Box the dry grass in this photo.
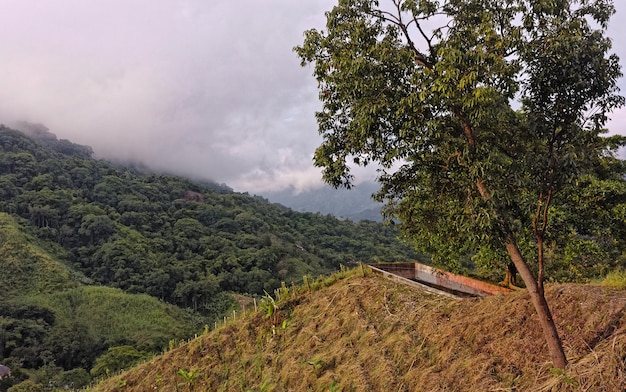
[94,270,626,392]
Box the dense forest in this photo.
[0,125,420,389]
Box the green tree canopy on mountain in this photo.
[0,212,196,390]
[0,125,419,305]
[0,124,427,388]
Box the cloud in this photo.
[0,0,335,192]
[0,0,625,192]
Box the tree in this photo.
[78,214,115,245]
[296,0,624,368]
[543,166,626,282]
[90,346,150,378]
[7,380,45,392]
[173,276,220,311]
[45,322,101,370]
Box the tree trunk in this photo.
[456,100,567,369]
[505,240,568,369]
[499,262,519,289]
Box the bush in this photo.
[91,346,151,378]
[600,269,626,290]
[7,380,44,392]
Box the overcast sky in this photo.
[1,1,625,193]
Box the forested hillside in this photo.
[0,125,419,389]
[0,212,196,390]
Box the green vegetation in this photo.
[91,346,152,378]
[0,213,78,298]
[0,125,418,304]
[0,213,195,390]
[296,0,626,368]
[2,0,624,385]
[600,270,626,290]
[0,125,420,389]
[95,271,626,391]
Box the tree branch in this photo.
[533,188,553,295]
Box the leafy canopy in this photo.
[296,0,625,274]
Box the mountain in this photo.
[262,181,384,222]
[0,124,420,389]
[0,124,418,300]
[10,121,93,159]
[94,269,626,391]
[0,212,196,389]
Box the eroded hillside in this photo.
[95,270,626,391]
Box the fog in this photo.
[1,0,624,193]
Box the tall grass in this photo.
[600,269,626,290]
[28,286,196,350]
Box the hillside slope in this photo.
[0,125,419,386]
[0,213,78,298]
[0,213,196,381]
[96,271,626,391]
[0,125,418,310]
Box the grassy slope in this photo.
[95,269,626,392]
[28,287,195,350]
[0,212,196,350]
[0,213,78,298]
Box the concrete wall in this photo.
[370,262,512,297]
[368,264,460,298]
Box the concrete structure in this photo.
[369,263,461,298]
[370,262,512,297]
[0,365,11,379]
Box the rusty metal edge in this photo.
[413,262,512,296]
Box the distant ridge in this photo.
[11,121,94,158]
[263,181,383,222]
